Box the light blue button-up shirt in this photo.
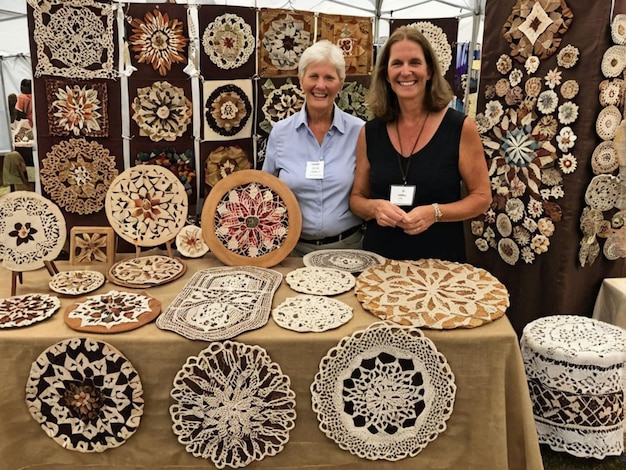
[263,104,364,239]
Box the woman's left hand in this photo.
[397,205,436,235]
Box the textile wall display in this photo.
[468,0,626,336]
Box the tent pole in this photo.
[464,1,482,114]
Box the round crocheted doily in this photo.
[311,321,456,460]
[355,259,509,329]
[302,249,385,274]
[170,341,296,468]
[272,294,353,332]
[25,337,143,452]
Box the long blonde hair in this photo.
[367,26,453,121]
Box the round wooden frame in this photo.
[201,169,301,267]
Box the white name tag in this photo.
[306,161,324,179]
[390,185,415,206]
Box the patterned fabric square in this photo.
[28,0,116,79]
[203,79,253,141]
[318,14,373,76]
[257,77,305,137]
[45,79,109,137]
[258,9,314,77]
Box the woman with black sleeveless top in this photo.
[350,26,491,262]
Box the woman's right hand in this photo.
[372,200,406,227]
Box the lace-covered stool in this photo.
[520,315,626,459]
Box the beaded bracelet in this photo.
[432,203,442,223]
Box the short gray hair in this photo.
[298,40,346,81]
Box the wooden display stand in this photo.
[10,260,58,297]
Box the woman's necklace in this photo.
[394,113,429,185]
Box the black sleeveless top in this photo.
[363,108,467,262]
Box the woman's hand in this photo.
[397,205,436,235]
[372,200,407,227]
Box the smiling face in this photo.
[300,61,343,116]
[386,39,432,103]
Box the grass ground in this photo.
[541,445,626,469]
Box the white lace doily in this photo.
[107,255,186,288]
[272,294,353,332]
[25,338,143,452]
[0,293,60,328]
[170,341,296,468]
[285,267,355,295]
[355,259,509,329]
[302,249,385,274]
[521,315,626,459]
[64,290,160,333]
[49,270,105,296]
[156,266,282,341]
[311,321,456,461]
[0,191,67,272]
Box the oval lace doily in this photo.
[285,266,356,295]
[311,321,456,461]
[302,249,385,274]
[201,169,302,268]
[25,337,144,452]
[170,341,296,468]
[0,191,67,271]
[105,165,188,247]
[272,294,353,332]
[355,259,509,329]
[107,255,186,288]
[64,290,161,333]
[0,293,60,328]
[49,270,106,296]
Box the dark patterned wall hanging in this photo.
[318,13,373,76]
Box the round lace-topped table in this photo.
[520,315,626,459]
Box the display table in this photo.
[0,253,543,470]
[592,278,626,329]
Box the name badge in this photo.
[390,185,416,206]
[306,161,324,179]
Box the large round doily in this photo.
[170,341,297,468]
[107,255,186,288]
[285,266,356,295]
[64,290,161,333]
[25,338,144,452]
[272,294,353,332]
[49,270,106,296]
[105,165,188,247]
[201,169,301,267]
[0,191,67,271]
[0,293,60,328]
[355,259,509,329]
[303,249,385,274]
[311,321,456,461]
[156,266,282,341]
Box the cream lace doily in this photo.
[302,249,385,274]
[156,266,282,341]
[0,293,60,329]
[285,266,356,295]
[25,338,143,452]
[107,255,186,288]
[49,270,105,296]
[355,259,509,329]
[272,294,353,332]
[311,321,456,461]
[175,225,209,258]
[170,341,296,468]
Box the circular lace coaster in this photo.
[176,224,209,258]
[311,321,456,461]
[355,259,509,329]
[201,169,301,267]
[0,293,60,328]
[584,174,621,211]
[285,266,356,295]
[591,141,618,175]
[272,294,353,332]
[25,338,144,453]
[596,105,622,141]
[49,270,105,296]
[170,341,296,468]
[601,45,626,78]
[107,255,186,288]
[612,14,626,45]
[0,191,67,271]
[105,165,188,247]
[64,290,161,333]
[302,249,385,273]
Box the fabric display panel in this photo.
[390,18,459,97]
[467,0,626,336]
[200,139,253,198]
[26,0,123,231]
[339,75,374,122]
[258,8,315,78]
[317,13,374,76]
